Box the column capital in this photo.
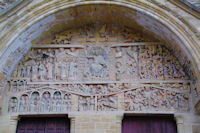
[68,113,76,133]
[10,115,19,124]
[174,114,184,133]
[68,112,76,119]
[116,113,124,122]
[9,115,19,133]
[174,114,184,124]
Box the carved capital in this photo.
[174,115,184,124]
[115,113,124,124]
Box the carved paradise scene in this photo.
[8,23,191,114]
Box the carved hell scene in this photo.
[8,23,191,114]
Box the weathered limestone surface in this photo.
[69,113,123,133]
[175,114,200,133]
[5,27,190,115]
[0,0,199,109]
[0,1,199,133]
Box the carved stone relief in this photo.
[7,24,191,114]
[98,95,118,111]
[8,81,190,113]
[78,96,95,111]
[124,86,189,112]
[8,87,72,113]
[11,44,187,82]
[8,97,18,113]
[48,24,151,44]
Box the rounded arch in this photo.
[30,91,40,99]
[0,0,200,112]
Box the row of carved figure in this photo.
[9,81,128,94]
[8,91,118,113]
[12,45,187,81]
[49,24,148,44]
[78,95,118,111]
[8,86,189,113]
[9,80,189,95]
[124,88,189,111]
[8,91,72,113]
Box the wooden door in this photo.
[17,117,70,133]
[122,116,177,133]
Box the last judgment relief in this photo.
[8,24,190,114]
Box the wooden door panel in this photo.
[56,130,66,133]
[17,117,70,133]
[122,116,177,133]
[45,130,56,133]
[35,130,45,133]
[17,130,25,133]
[26,130,35,133]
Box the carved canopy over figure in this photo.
[53,91,62,112]
[30,92,40,112]
[41,91,51,112]
[8,97,18,113]
[19,94,29,112]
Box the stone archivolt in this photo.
[7,24,191,114]
[0,0,19,11]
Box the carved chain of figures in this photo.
[7,24,191,114]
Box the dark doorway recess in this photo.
[16,117,70,133]
[122,115,177,133]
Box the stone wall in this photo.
[69,113,122,133]
[0,1,199,133]
[0,1,199,112]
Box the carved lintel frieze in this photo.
[7,82,190,114]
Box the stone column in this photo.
[118,92,125,111]
[116,113,124,133]
[68,114,76,133]
[175,115,184,133]
[9,116,19,133]
[71,94,78,111]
